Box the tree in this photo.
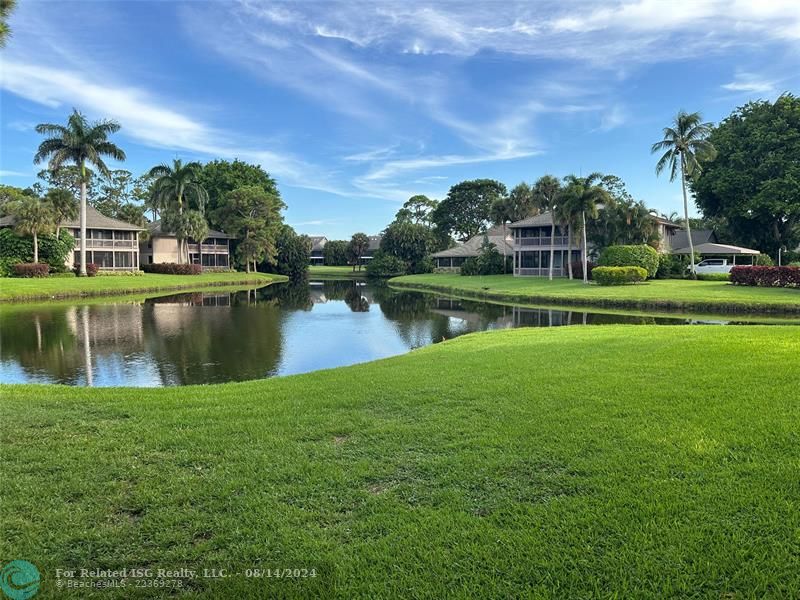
[431,179,507,241]
[396,194,438,225]
[94,169,133,217]
[0,184,33,217]
[323,240,350,266]
[692,95,800,257]
[148,159,209,264]
[0,0,16,47]
[380,222,435,274]
[9,196,55,263]
[34,110,126,275]
[560,174,611,284]
[652,110,717,277]
[44,188,77,239]
[490,181,538,225]
[532,175,563,280]
[220,185,284,273]
[268,225,312,279]
[347,233,371,272]
[196,160,279,230]
[36,166,98,204]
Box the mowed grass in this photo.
[2,326,799,598]
[390,273,800,314]
[308,265,367,278]
[0,272,286,302]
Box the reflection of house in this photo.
[0,205,144,271]
[140,220,232,269]
[309,236,327,265]
[432,225,514,271]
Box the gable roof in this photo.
[308,236,327,252]
[148,219,232,239]
[0,204,145,231]
[669,229,717,249]
[432,225,514,259]
[508,212,559,228]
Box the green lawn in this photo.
[2,326,799,598]
[390,273,800,314]
[308,265,367,278]
[0,272,286,302]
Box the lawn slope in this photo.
[2,326,799,598]
[390,273,800,314]
[0,272,286,302]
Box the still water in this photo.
[0,279,777,387]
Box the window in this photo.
[92,230,113,240]
[115,252,132,268]
[218,255,229,267]
[94,251,113,267]
[521,252,539,268]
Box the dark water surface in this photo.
[0,279,786,387]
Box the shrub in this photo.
[730,266,800,288]
[49,271,77,278]
[0,228,74,272]
[460,256,479,276]
[755,254,774,266]
[12,262,50,278]
[598,245,659,278]
[655,253,698,279]
[95,270,144,277]
[592,266,648,286]
[141,263,203,275]
[697,272,730,281]
[365,251,407,278]
[570,260,597,281]
[0,257,22,277]
[73,263,99,277]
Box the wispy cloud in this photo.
[721,73,777,94]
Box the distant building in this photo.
[308,236,327,265]
[141,220,233,269]
[0,205,144,271]
[432,225,514,271]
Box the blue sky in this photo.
[1,1,798,238]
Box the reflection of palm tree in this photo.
[344,283,370,312]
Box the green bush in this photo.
[0,228,74,273]
[365,252,407,278]
[94,270,144,277]
[0,257,22,277]
[599,245,659,278]
[592,266,648,286]
[755,254,774,266]
[460,256,479,276]
[656,253,698,279]
[697,272,730,281]
[49,272,77,278]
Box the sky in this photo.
[1,1,799,239]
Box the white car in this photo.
[692,258,733,274]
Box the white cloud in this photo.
[721,74,777,94]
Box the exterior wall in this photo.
[512,224,579,277]
[140,235,232,269]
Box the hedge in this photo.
[592,266,648,286]
[598,245,659,278]
[73,263,99,277]
[142,263,203,275]
[12,263,50,278]
[696,272,730,281]
[730,266,800,288]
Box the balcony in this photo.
[74,239,137,249]
[516,236,570,247]
[188,243,229,253]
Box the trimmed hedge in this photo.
[730,266,800,288]
[592,266,648,286]
[12,263,50,278]
[598,245,659,278]
[142,263,203,275]
[73,263,99,277]
[697,273,730,281]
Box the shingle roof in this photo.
[148,219,232,239]
[308,236,327,252]
[0,205,144,231]
[672,242,761,255]
[507,212,557,228]
[669,229,716,250]
[432,225,514,258]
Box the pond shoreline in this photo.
[389,276,800,315]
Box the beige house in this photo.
[141,220,233,269]
[432,225,514,272]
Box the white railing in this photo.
[516,236,570,246]
[74,240,137,249]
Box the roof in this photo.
[308,236,327,252]
[670,229,717,249]
[672,242,761,255]
[0,205,144,231]
[432,225,514,259]
[507,212,556,228]
[148,219,232,239]
[367,235,382,252]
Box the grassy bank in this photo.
[390,273,800,314]
[2,326,799,598]
[0,272,286,302]
[308,265,367,278]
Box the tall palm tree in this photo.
[561,174,611,284]
[0,0,16,47]
[148,159,209,264]
[10,196,55,263]
[34,110,126,275]
[651,111,716,277]
[532,175,562,280]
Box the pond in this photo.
[0,279,790,387]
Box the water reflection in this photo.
[0,279,777,387]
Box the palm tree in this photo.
[561,174,611,284]
[0,0,16,47]
[651,111,716,277]
[44,188,78,239]
[34,110,126,275]
[10,197,55,263]
[147,159,208,264]
[532,175,562,280]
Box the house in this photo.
[364,235,382,261]
[140,220,233,269]
[0,205,144,271]
[432,224,514,271]
[309,236,327,265]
